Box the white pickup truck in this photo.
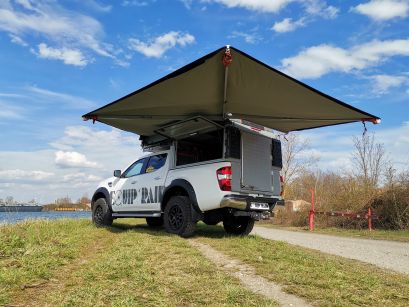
[85,46,379,237]
[91,117,283,237]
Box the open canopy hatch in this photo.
[83,46,379,136]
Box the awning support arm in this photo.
[222,45,232,119]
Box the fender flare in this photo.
[162,179,201,214]
[91,187,112,210]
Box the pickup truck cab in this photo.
[91,117,283,237]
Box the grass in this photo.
[1,219,276,306]
[2,218,409,307]
[0,219,100,305]
[257,222,409,242]
[195,223,409,307]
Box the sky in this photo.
[0,0,408,204]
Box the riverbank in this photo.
[0,211,91,224]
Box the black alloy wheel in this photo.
[164,196,196,237]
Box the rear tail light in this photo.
[217,166,232,191]
[280,175,284,196]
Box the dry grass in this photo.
[1,219,276,306]
[257,223,409,242]
[196,223,409,307]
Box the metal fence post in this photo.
[309,189,315,231]
[368,207,372,231]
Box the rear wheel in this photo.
[164,196,196,237]
[223,216,255,236]
[146,216,164,227]
[92,198,113,227]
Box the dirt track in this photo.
[252,226,409,275]
[189,240,310,307]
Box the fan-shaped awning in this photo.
[83,46,379,136]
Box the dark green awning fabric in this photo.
[83,46,379,136]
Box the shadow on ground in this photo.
[103,219,243,239]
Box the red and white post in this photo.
[367,207,373,231]
[309,189,315,231]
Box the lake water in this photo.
[0,211,92,224]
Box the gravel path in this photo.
[252,226,409,275]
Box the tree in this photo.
[351,133,386,189]
[5,196,15,205]
[281,133,317,196]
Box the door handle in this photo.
[131,181,137,184]
[154,177,161,180]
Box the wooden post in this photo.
[368,207,372,231]
[309,189,315,231]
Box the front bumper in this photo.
[220,194,282,211]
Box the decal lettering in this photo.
[111,186,164,206]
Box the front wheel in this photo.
[164,196,196,237]
[223,216,255,236]
[92,198,113,227]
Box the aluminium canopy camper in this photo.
[83,46,379,138]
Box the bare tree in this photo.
[351,133,386,189]
[5,196,15,205]
[281,133,317,195]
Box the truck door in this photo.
[111,157,148,212]
[135,153,168,212]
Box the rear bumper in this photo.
[220,194,282,211]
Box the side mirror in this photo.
[113,170,121,178]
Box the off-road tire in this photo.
[164,196,196,237]
[92,198,113,227]
[223,216,255,236]
[146,216,164,227]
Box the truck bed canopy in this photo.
[83,46,379,135]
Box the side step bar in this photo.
[112,212,162,218]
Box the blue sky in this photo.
[0,0,409,203]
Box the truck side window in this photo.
[122,158,147,178]
[145,154,167,173]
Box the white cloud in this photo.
[272,18,306,33]
[229,30,261,43]
[370,74,408,94]
[55,151,100,169]
[281,39,409,79]
[9,33,27,46]
[82,0,112,12]
[205,0,294,13]
[180,0,193,9]
[62,172,102,184]
[27,86,96,109]
[121,0,150,6]
[270,1,338,34]
[0,126,143,203]
[205,0,339,18]
[0,0,115,63]
[129,31,195,58]
[352,0,409,21]
[0,101,23,119]
[298,121,409,172]
[0,169,54,182]
[34,43,88,67]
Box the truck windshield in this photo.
[176,129,223,166]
